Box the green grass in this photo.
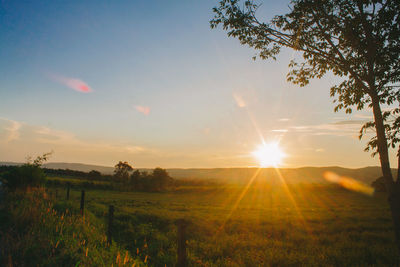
[47,176,111,185]
[50,183,399,266]
[0,188,145,267]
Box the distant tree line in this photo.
[1,157,219,192]
[42,168,112,181]
[0,160,175,192]
[112,161,174,192]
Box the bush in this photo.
[1,164,46,191]
[0,153,51,191]
[371,176,386,192]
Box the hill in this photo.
[168,166,390,185]
[1,162,393,185]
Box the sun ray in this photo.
[273,168,315,238]
[217,168,262,233]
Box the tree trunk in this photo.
[371,93,400,253]
[397,146,400,183]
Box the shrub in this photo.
[1,164,47,191]
[0,153,51,191]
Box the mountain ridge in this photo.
[0,161,391,185]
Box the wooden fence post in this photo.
[176,219,188,267]
[107,205,114,246]
[80,190,85,216]
[66,183,70,200]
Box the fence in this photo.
[48,186,188,266]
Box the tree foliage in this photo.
[211,0,400,180]
[113,161,133,182]
[112,162,173,191]
[128,168,173,192]
[88,170,102,180]
[0,152,51,191]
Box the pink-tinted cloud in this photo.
[49,74,93,93]
[135,105,150,115]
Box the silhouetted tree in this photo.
[151,167,173,191]
[130,170,141,189]
[211,0,400,249]
[88,170,102,180]
[113,161,133,183]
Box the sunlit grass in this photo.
[0,188,145,266]
[60,183,398,266]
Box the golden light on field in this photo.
[252,142,285,167]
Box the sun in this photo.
[252,142,285,167]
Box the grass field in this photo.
[51,182,399,266]
[47,176,111,185]
[0,188,145,266]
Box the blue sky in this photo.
[0,0,395,168]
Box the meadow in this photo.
[0,188,145,266]
[51,181,399,266]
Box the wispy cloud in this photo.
[0,118,151,156]
[288,119,367,137]
[0,118,22,142]
[135,105,150,115]
[33,125,150,154]
[333,119,367,125]
[49,73,93,93]
[353,114,373,120]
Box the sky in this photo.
[0,0,397,168]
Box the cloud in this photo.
[0,118,151,159]
[49,73,93,93]
[289,119,366,137]
[0,118,22,142]
[353,114,373,120]
[124,146,146,153]
[333,119,367,125]
[135,105,150,115]
[271,129,288,133]
[32,125,149,154]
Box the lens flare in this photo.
[324,171,374,196]
[135,105,150,115]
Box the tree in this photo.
[130,170,141,189]
[151,167,173,191]
[88,170,102,180]
[113,161,133,183]
[211,0,400,249]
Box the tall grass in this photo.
[62,184,399,266]
[0,188,145,267]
